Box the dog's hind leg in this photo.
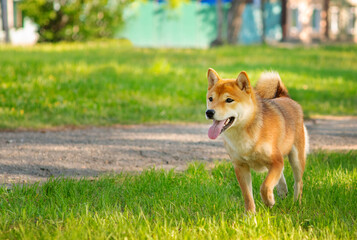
[276,170,288,199]
[288,143,307,202]
[289,125,308,202]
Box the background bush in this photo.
[20,0,130,42]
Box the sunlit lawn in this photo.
[0,40,356,129]
[0,151,355,239]
[1,41,356,239]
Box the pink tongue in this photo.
[208,120,225,140]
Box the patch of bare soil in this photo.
[0,117,356,185]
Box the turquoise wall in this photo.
[117,2,282,48]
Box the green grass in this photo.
[0,151,356,239]
[0,41,356,129]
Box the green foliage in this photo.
[0,151,356,239]
[0,41,356,129]
[19,0,130,42]
[140,0,189,9]
[166,0,189,9]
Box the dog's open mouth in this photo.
[208,117,235,140]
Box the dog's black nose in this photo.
[206,109,215,119]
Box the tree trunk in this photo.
[0,0,10,43]
[281,0,287,41]
[261,0,265,43]
[211,0,224,46]
[227,0,248,44]
[323,0,329,39]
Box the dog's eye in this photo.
[209,97,213,102]
[226,98,234,103]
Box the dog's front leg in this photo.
[234,163,255,213]
[260,154,284,208]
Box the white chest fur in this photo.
[222,128,269,172]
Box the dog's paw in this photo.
[260,187,275,208]
[264,194,275,208]
[277,184,288,199]
[245,202,256,214]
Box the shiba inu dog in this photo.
[206,68,308,213]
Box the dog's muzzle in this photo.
[206,109,215,119]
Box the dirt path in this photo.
[0,117,356,185]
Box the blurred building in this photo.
[118,0,281,47]
[1,0,356,45]
[283,0,357,43]
[0,0,38,45]
[118,0,357,47]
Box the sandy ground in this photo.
[0,117,356,185]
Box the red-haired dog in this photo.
[206,69,308,213]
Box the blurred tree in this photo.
[166,0,188,8]
[227,0,249,44]
[211,0,224,46]
[0,0,10,42]
[323,0,329,39]
[261,0,265,43]
[20,0,130,42]
[281,0,287,41]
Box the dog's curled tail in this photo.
[255,71,290,99]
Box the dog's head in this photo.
[206,68,255,140]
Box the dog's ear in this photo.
[236,71,252,94]
[207,68,220,88]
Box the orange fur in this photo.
[206,69,308,213]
